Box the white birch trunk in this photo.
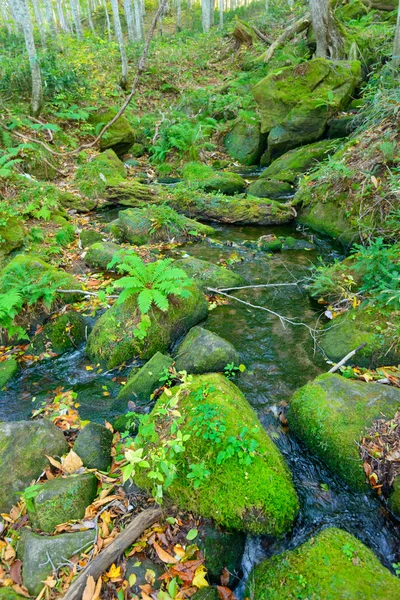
[101,0,112,41]
[56,0,69,31]
[15,0,43,117]
[87,0,95,32]
[124,0,136,42]
[70,0,83,39]
[133,0,144,41]
[201,0,210,32]
[43,0,56,33]
[1,1,12,32]
[219,0,223,29]
[392,0,400,67]
[176,0,181,31]
[110,0,128,89]
[31,0,46,45]
[209,0,214,25]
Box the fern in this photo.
[108,251,193,340]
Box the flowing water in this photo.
[2,220,400,588]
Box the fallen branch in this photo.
[61,507,162,600]
[214,282,305,292]
[55,289,119,299]
[328,342,367,373]
[260,13,311,63]
[250,24,274,45]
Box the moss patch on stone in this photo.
[84,241,122,271]
[28,311,86,357]
[0,357,18,389]
[88,109,136,157]
[182,162,246,195]
[174,326,239,374]
[288,373,400,489]
[223,113,267,165]
[73,422,113,471]
[247,178,294,200]
[173,257,244,291]
[248,527,400,599]
[0,217,25,258]
[115,352,173,407]
[75,149,126,199]
[135,373,299,535]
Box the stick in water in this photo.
[328,342,367,373]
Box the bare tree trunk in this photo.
[102,0,112,41]
[210,0,214,25]
[219,0,223,29]
[309,0,344,59]
[31,0,47,45]
[124,0,136,41]
[133,0,144,40]
[15,0,43,117]
[43,0,57,33]
[87,0,96,32]
[70,0,83,39]
[201,0,211,32]
[56,0,69,31]
[176,0,181,31]
[393,0,400,67]
[1,1,13,32]
[110,0,128,89]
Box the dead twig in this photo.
[260,13,311,63]
[328,342,367,373]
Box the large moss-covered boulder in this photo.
[174,257,244,291]
[116,352,173,406]
[105,179,159,207]
[73,422,113,471]
[288,373,400,489]
[135,374,299,535]
[27,311,86,357]
[27,473,98,533]
[182,163,246,195]
[247,178,294,200]
[0,217,25,259]
[253,59,362,157]
[248,527,400,599]
[175,326,239,374]
[320,306,400,368]
[84,241,122,271]
[0,357,18,389]
[75,149,126,199]
[0,420,68,512]
[86,283,208,369]
[224,114,267,165]
[19,529,95,595]
[169,190,294,225]
[88,109,137,157]
[111,206,214,246]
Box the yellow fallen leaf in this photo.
[46,455,63,470]
[42,576,57,588]
[105,564,121,579]
[192,565,209,589]
[62,450,83,474]
[153,541,178,564]
[83,575,102,600]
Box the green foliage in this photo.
[224,362,246,379]
[0,143,34,178]
[108,251,193,340]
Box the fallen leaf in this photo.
[46,455,63,470]
[62,450,84,474]
[220,567,230,586]
[217,586,238,599]
[83,575,96,600]
[192,565,208,589]
[153,541,178,564]
[9,560,22,585]
[105,564,121,579]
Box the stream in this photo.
[2,219,400,588]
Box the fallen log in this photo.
[259,13,311,63]
[61,507,162,600]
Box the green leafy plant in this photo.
[108,250,193,340]
[224,362,246,379]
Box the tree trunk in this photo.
[43,0,57,33]
[70,0,83,39]
[176,0,182,31]
[309,0,344,59]
[393,0,400,67]
[56,0,69,31]
[124,0,136,41]
[31,0,47,45]
[210,0,214,26]
[219,0,223,29]
[102,0,112,41]
[201,0,211,32]
[133,0,144,40]
[110,0,128,89]
[87,0,96,32]
[15,0,43,117]
[1,2,13,32]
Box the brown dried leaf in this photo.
[153,541,178,564]
[46,454,63,470]
[62,450,84,474]
[9,559,22,584]
[220,567,230,586]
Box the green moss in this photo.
[135,373,299,535]
[73,422,113,471]
[248,179,293,200]
[28,311,86,357]
[0,217,25,258]
[223,114,267,165]
[80,229,103,248]
[173,257,244,291]
[182,162,246,195]
[28,473,98,533]
[84,241,122,270]
[116,352,173,405]
[175,326,239,374]
[320,306,400,368]
[75,149,126,199]
[0,589,27,599]
[288,373,400,489]
[88,109,136,157]
[197,522,245,585]
[389,476,400,518]
[193,588,220,600]
[297,193,358,246]
[0,357,18,389]
[257,235,283,252]
[86,283,208,369]
[248,527,400,599]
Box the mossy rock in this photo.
[135,373,299,535]
[182,162,246,195]
[175,326,239,374]
[0,420,68,512]
[18,529,95,595]
[247,179,294,200]
[197,521,245,586]
[388,476,400,518]
[113,206,214,246]
[84,241,122,271]
[75,149,126,199]
[86,283,208,369]
[88,109,136,157]
[257,234,283,252]
[27,473,98,533]
[0,357,18,389]
[27,311,86,357]
[296,193,358,246]
[320,306,400,368]
[337,0,369,21]
[327,115,357,139]
[253,59,362,156]
[0,590,27,599]
[73,422,113,471]
[224,114,267,165]
[80,229,104,248]
[0,217,25,258]
[126,556,164,595]
[247,527,400,599]
[288,373,400,489]
[105,179,159,207]
[115,352,173,406]
[169,189,294,225]
[173,257,244,291]
[259,139,339,183]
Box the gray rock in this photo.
[80,229,103,248]
[175,326,239,374]
[126,555,164,594]
[174,257,244,291]
[115,352,173,407]
[73,422,113,471]
[84,241,122,271]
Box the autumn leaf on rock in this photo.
[217,586,238,600]
[62,449,84,474]
[153,541,178,564]
[192,565,208,589]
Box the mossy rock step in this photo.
[73,422,113,471]
[169,191,294,225]
[27,311,86,357]
[288,373,400,489]
[115,351,173,406]
[84,241,122,271]
[320,306,400,368]
[182,162,246,195]
[135,373,299,535]
[0,420,68,512]
[0,217,25,258]
[248,527,400,599]
[224,113,267,165]
[296,194,358,246]
[27,472,98,533]
[88,109,137,157]
[86,283,208,369]
[111,206,214,246]
[247,179,294,200]
[80,229,104,248]
[0,357,18,389]
[175,326,239,374]
[75,149,126,200]
[253,58,362,157]
[174,257,244,291]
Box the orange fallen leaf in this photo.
[153,541,178,564]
